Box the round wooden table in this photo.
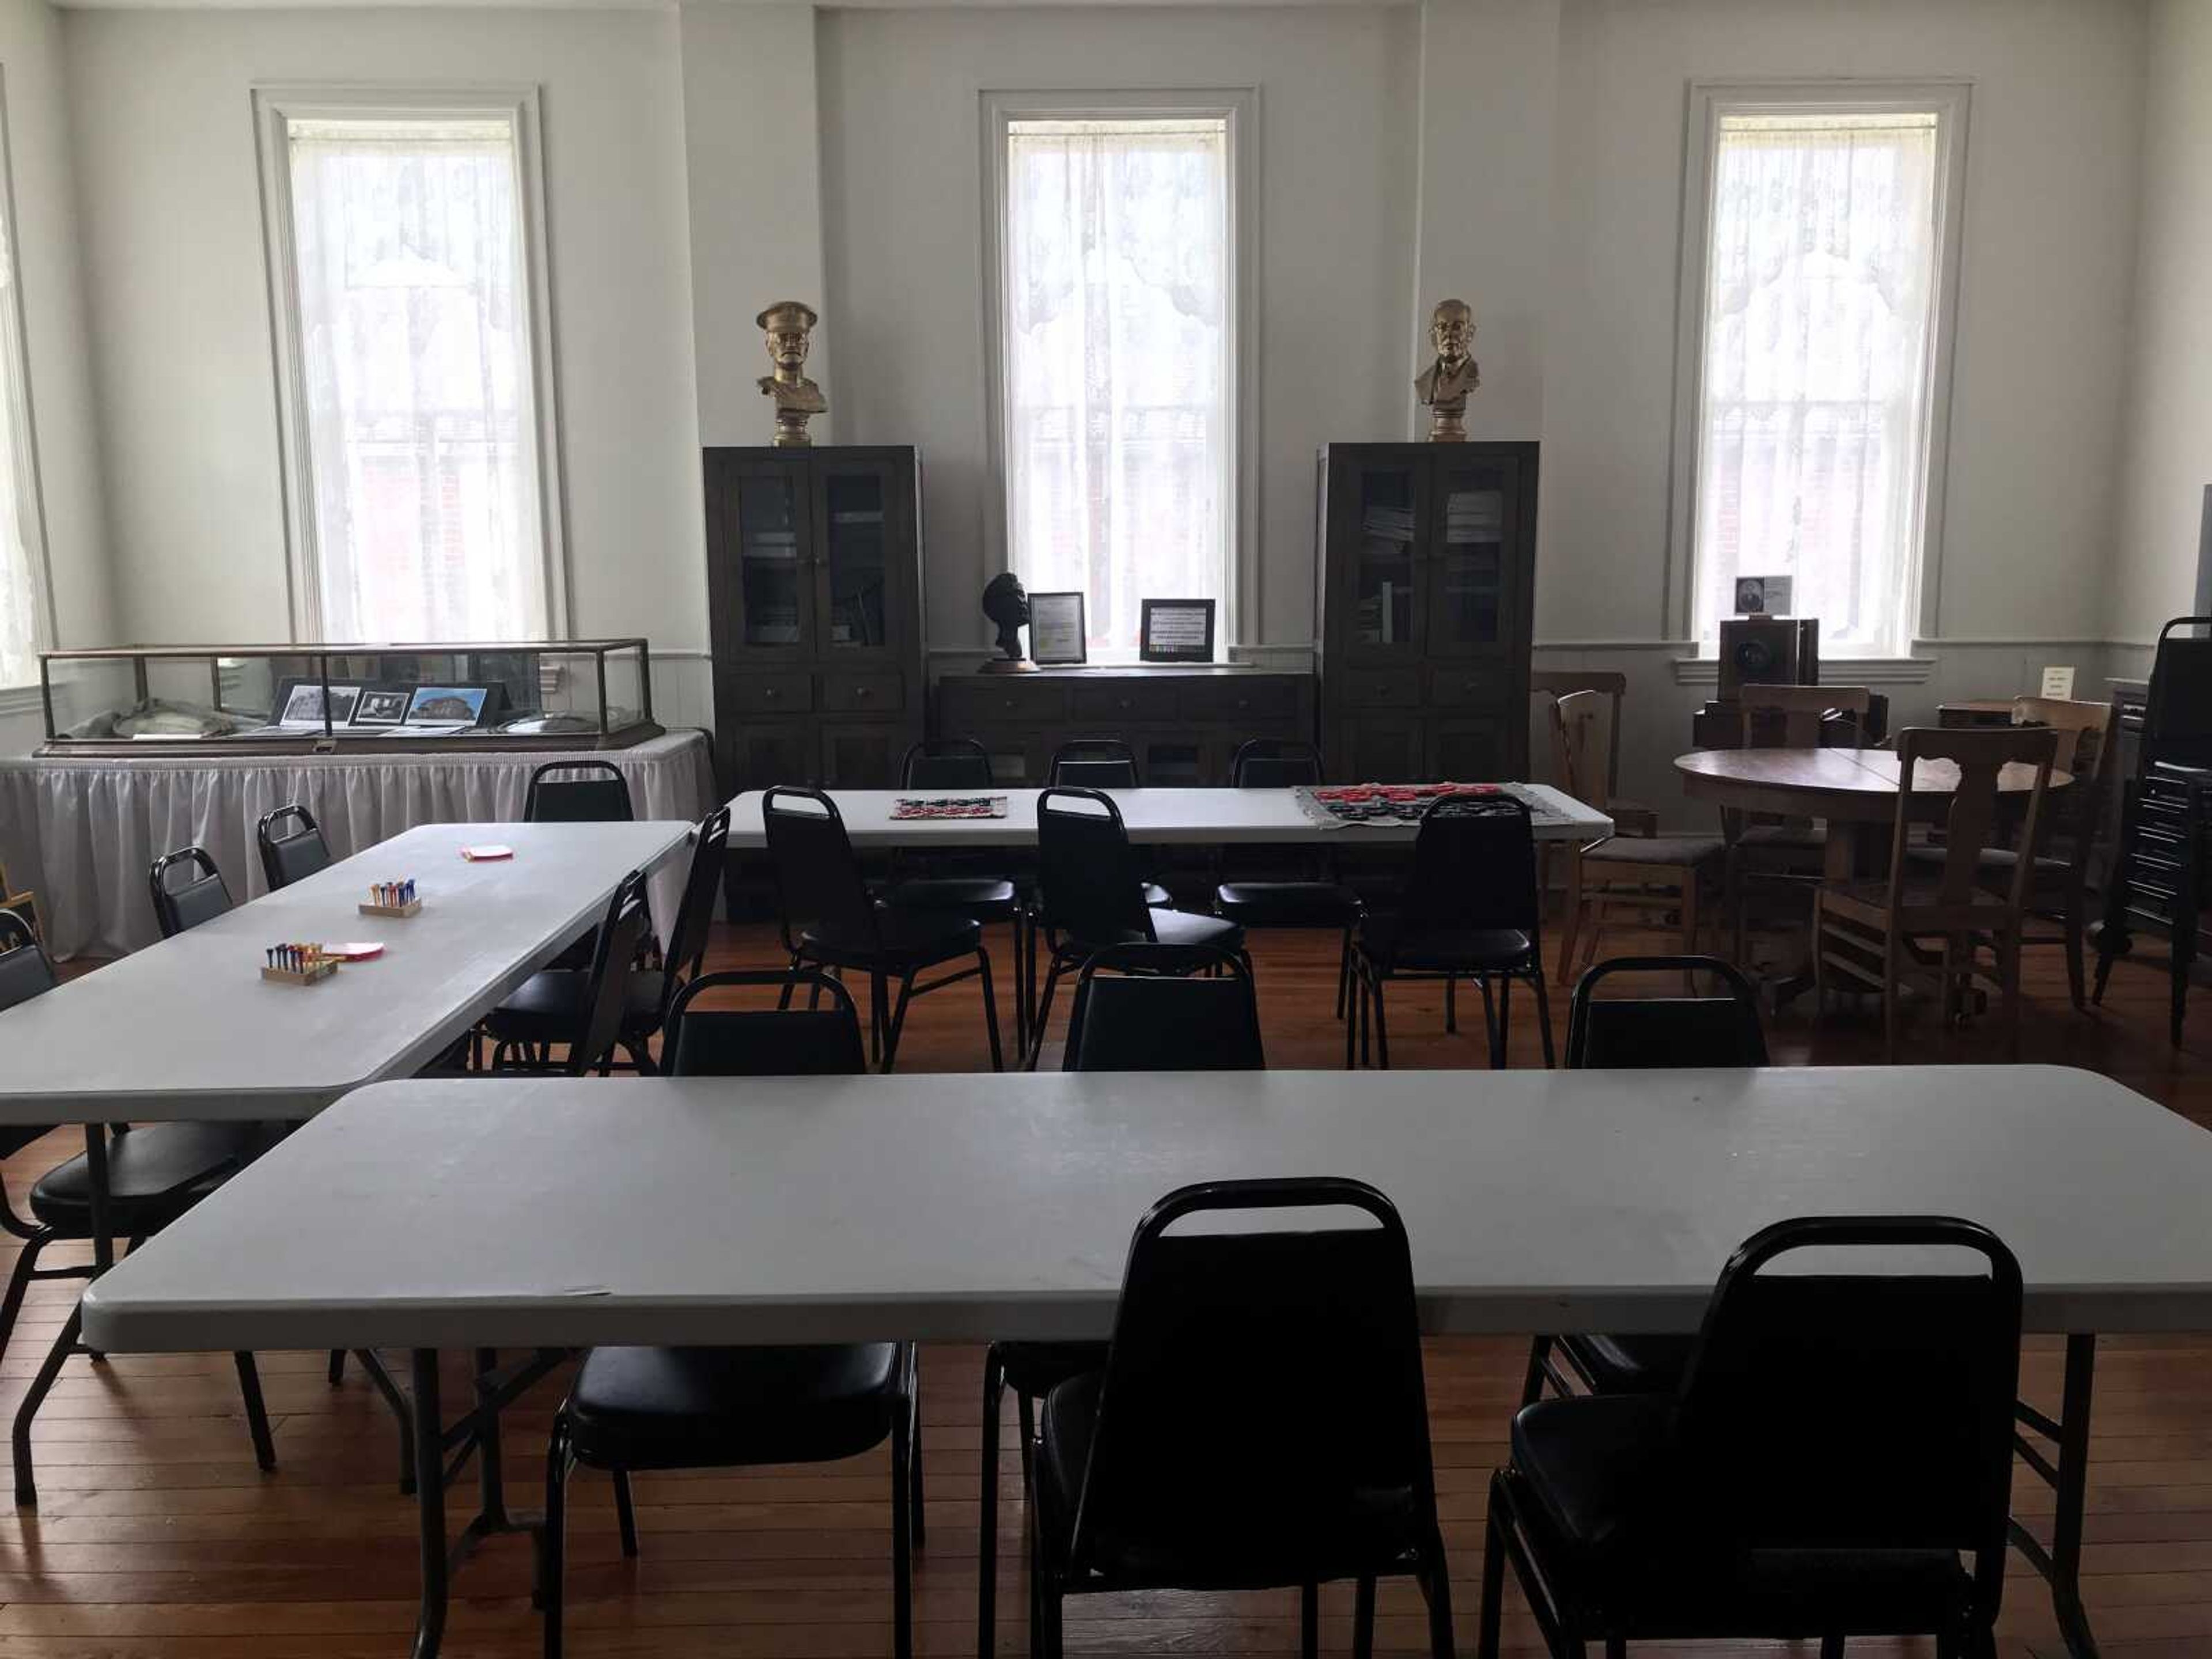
[1674,746,2070,881]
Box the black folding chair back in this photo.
[658,808,731,999]
[525,760,635,823]
[569,869,652,1077]
[1059,1179,1446,1595]
[1035,789,1153,946]
[763,786,880,950]
[1407,793,1539,935]
[149,847,232,938]
[1063,944,1263,1071]
[666,970,867,1077]
[902,740,994,791]
[0,910,55,1016]
[256,804,331,890]
[1229,739,1323,789]
[1566,956,1768,1068]
[2145,616,2212,770]
[1050,739,1139,790]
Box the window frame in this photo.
[1666,77,1971,658]
[978,87,1260,659]
[251,83,570,644]
[0,69,54,696]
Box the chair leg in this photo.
[612,1468,639,1558]
[976,948,1005,1073]
[1556,849,1583,983]
[1478,1487,1508,1659]
[13,1299,80,1506]
[2003,929,2024,1062]
[1300,1580,1319,1659]
[327,1350,346,1385]
[1530,971,1556,1067]
[542,1418,570,1659]
[232,1353,278,1472]
[2064,897,2088,1012]
[1346,959,1362,1069]
[1883,927,1902,1064]
[1679,873,1700,976]
[1028,956,1066,1071]
[880,972,919,1073]
[1493,976,1512,1069]
[1371,974,1391,1070]
[1521,1334,1552,1406]
[1422,1524,1457,1659]
[0,1232,49,1369]
[889,1362,915,1659]
[870,970,888,1066]
[1444,975,1457,1035]
[1336,929,1353,1020]
[979,1347,1005,1659]
[1353,1574,1377,1659]
[906,1349,926,1548]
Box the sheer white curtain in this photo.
[1003,118,1229,656]
[0,172,44,688]
[286,116,547,643]
[1695,111,1940,656]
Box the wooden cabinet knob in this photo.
[764,688,781,701]
[855,685,874,699]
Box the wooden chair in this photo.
[1725,684,1875,963]
[1812,726,2057,1063]
[1550,690,1723,982]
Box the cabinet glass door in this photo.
[816,465,897,656]
[1428,459,1510,656]
[734,472,809,652]
[1346,462,1422,657]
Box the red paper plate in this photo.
[323,942,385,961]
[461,844,514,861]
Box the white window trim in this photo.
[1664,77,1972,659]
[977,86,1261,658]
[0,69,54,692]
[250,83,570,643]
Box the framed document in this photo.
[1029,592,1087,665]
[1139,599,1216,664]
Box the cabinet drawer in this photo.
[725,672,814,715]
[822,670,903,714]
[1179,677,1297,721]
[1426,666,1509,707]
[1340,669,1421,710]
[941,678,1070,729]
[1073,680,1180,722]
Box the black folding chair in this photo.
[0,911,275,1508]
[541,969,922,1659]
[1027,1179,1456,1659]
[1214,739,1360,1020]
[1349,793,1553,1069]
[882,740,1027,1047]
[486,868,652,1075]
[524,760,635,823]
[1523,955,1768,1405]
[148,847,232,937]
[256,803,332,890]
[1048,738,1139,789]
[1483,1216,2021,1659]
[764,786,1002,1072]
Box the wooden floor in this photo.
[3,917,2210,1657]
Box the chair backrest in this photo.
[1035,787,1153,945]
[1533,672,1627,796]
[256,803,331,891]
[901,739,994,791]
[1887,726,2057,914]
[1050,738,1139,790]
[1063,944,1264,1071]
[1399,793,1540,936]
[2011,695,2118,862]
[1548,690,1619,815]
[656,808,731,1014]
[1566,956,1769,1067]
[525,760,635,824]
[1736,684,1873,749]
[762,786,877,955]
[665,969,866,1077]
[149,847,232,938]
[0,909,56,1014]
[1069,1179,1440,1580]
[1229,738,1323,789]
[567,868,652,1077]
[1675,1215,2021,1616]
[2144,616,2212,770]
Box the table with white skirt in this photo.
[0,729,715,958]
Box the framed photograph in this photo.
[276,680,361,727]
[1139,598,1216,664]
[1028,592,1087,666]
[1732,574,1794,616]
[404,684,491,725]
[350,688,412,727]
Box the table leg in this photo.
[2009,1334,2101,1658]
[410,1350,449,1659]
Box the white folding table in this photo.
[722,783,1612,849]
[84,1063,2210,1659]
[0,818,692,1506]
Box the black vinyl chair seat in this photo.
[484,970,665,1045]
[1551,1332,1694,1396]
[28,1121,262,1232]
[1355,916,1533,971]
[1215,880,1359,927]
[1508,1392,1678,1559]
[1580,834,1728,867]
[801,908,983,970]
[565,1342,906,1471]
[880,876,1020,915]
[996,1340,1107,1400]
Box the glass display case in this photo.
[37,639,661,755]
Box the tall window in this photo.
[1681,89,1966,658]
[0,89,49,690]
[257,92,560,642]
[994,111,1234,658]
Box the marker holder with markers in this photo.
[262,945,338,986]
[358,878,422,919]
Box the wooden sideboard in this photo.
[934,666,1317,786]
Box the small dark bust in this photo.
[981,573,1032,665]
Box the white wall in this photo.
[817,2,1418,653]
[2111,0,2212,657]
[60,4,712,717]
[0,0,109,752]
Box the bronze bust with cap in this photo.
[1414,298,1480,442]
[756,300,827,448]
